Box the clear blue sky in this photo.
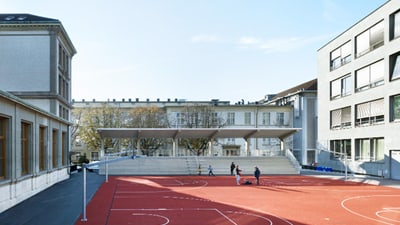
[0,0,388,103]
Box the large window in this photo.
[356,98,384,126]
[21,122,31,176]
[390,52,400,81]
[244,112,251,125]
[0,116,8,179]
[330,106,351,129]
[62,132,67,166]
[330,41,351,70]
[39,126,47,171]
[330,139,351,159]
[390,94,400,121]
[262,112,271,125]
[331,75,352,99]
[355,137,384,161]
[390,10,400,40]
[52,129,58,168]
[276,112,284,126]
[356,21,384,57]
[227,112,235,125]
[355,60,384,92]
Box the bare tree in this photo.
[178,105,224,156]
[127,106,169,156]
[72,103,123,152]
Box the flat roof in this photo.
[97,128,301,140]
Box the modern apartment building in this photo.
[317,0,400,179]
[0,14,76,212]
[71,99,294,161]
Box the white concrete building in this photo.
[263,79,318,166]
[72,99,294,159]
[317,0,400,179]
[0,14,76,212]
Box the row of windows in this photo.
[58,44,70,102]
[330,94,400,129]
[330,137,384,162]
[330,55,400,100]
[175,111,287,127]
[329,8,400,71]
[0,116,68,181]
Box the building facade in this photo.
[317,0,400,179]
[263,79,318,166]
[71,99,294,161]
[0,14,76,212]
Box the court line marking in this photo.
[131,213,170,225]
[115,179,208,194]
[111,207,286,224]
[341,195,400,225]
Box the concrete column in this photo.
[173,138,177,157]
[245,139,250,156]
[136,139,141,155]
[208,139,213,156]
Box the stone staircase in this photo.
[98,156,300,176]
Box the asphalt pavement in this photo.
[0,171,104,225]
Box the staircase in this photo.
[98,156,300,176]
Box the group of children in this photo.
[229,162,261,185]
[200,162,261,185]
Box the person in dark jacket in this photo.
[254,166,261,185]
[230,162,235,176]
[235,165,242,185]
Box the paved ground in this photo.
[0,170,399,225]
[0,171,104,225]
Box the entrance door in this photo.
[390,150,400,180]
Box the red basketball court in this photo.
[75,175,400,225]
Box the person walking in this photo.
[208,165,215,176]
[235,165,242,185]
[230,162,235,176]
[254,166,261,185]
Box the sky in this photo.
[0,0,388,103]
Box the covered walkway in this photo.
[97,128,301,156]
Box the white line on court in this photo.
[341,195,400,225]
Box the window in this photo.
[175,112,185,127]
[331,75,352,99]
[244,112,251,125]
[330,107,351,129]
[276,112,284,126]
[330,139,351,159]
[355,137,384,161]
[390,94,400,121]
[356,98,384,126]
[58,44,70,101]
[390,10,400,40]
[390,52,400,81]
[262,112,271,125]
[52,129,58,168]
[39,126,47,171]
[0,116,8,179]
[21,122,31,175]
[91,152,99,161]
[355,60,384,92]
[356,21,384,57]
[330,41,351,70]
[59,104,69,120]
[62,132,67,166]
[227,112,235,125]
